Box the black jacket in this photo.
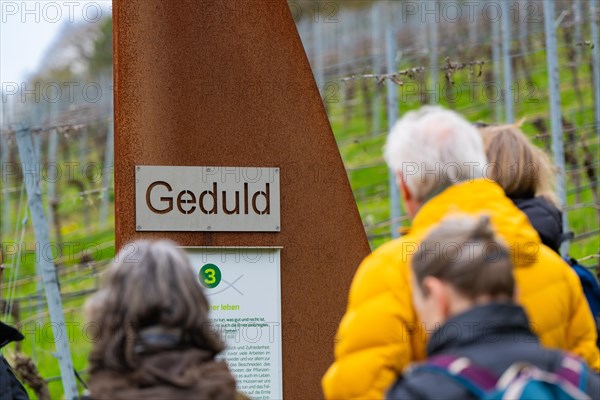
[387,303,600,399]
[512,196,563,254]
[0,322,29,400]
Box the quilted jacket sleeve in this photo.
[322,241,427,399]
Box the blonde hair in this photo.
[480,123,559,207]
[85,240,224,372]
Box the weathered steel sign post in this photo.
[113,1,370,398]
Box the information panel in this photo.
[136,166,281,232]
[184,247,283,399]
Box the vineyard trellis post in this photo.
[100,115,114,227]
[428,1,439,104]
[501,0,514,123]
[492,12,503,122]
[1,130,10,237]
[469,2,477,47]
[385,14,401,239]
[371,2,383,136]
[543,1,569,257]
[15,126,78,400]
[590,0,600,139]
[313,13,324,99]
[573,0,583,65]
[31,131,45,320]
[46,129,59,235]
[80,126,91,233]
[79,128,87,167]
[518,1,528,56]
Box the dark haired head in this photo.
[412,215,515,301]
[85,240,224,372]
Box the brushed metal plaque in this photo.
[136,166,280,232]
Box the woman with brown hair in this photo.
[85,240,238,400]
[479,123,563,254]
[480,124,600,340]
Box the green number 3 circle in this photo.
[199,264,222,289]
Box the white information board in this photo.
[184,247,283,399]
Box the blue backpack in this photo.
[417,354,592,399]
[566,257,600,346]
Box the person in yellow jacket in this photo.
[322,106,600,400]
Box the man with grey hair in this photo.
[322,106,599,399]
[384,106,487,214]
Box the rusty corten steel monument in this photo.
[113,0,370,398]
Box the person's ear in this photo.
[397,172,411,203]
[422,276,450,317]
[397,172,422,217]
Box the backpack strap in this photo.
[415,355,498,397]
[493,353,591,399]
[554,354,588,391]
[417,353,590,398]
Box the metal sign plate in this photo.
[135,166,280,232]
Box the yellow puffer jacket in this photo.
[322,179,599,399]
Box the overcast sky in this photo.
[1,1,112,84]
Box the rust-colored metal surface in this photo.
[113,0,370,397]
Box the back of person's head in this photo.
[479,123,558,207]
[85,240,223,372]
[411,215,515,327]
[384,106,488,203]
